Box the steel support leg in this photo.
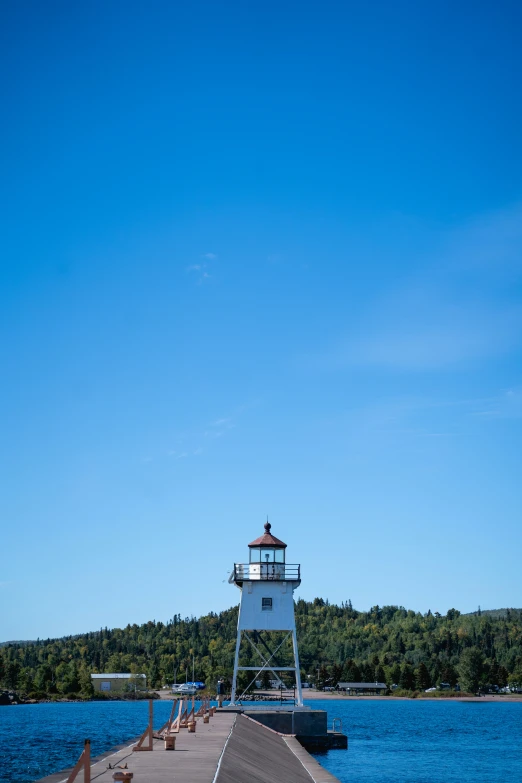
[292,628,303,707]
[230,629,241,705]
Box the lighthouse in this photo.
[229,521,303,706]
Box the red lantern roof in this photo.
[248,521,287,548]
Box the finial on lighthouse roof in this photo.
[248,519,287,548]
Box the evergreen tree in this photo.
[360,662,373,682]
[497,665,509,687]
[148,662,160,688]
[331,664,343,687]
[79,665,94,698]
[390,663,401,685]
[415,662,431,690]
[440,664,458,687]
[350,662,362,681]
[458,647,484,693]
[5,661,20,689]
[488,660,500,686]
[399,664,415,690]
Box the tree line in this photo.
[1,600,521,698]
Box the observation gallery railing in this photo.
[232,564,301,582]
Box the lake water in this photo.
[0,699,521,783]
[309,698,522,783]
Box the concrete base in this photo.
[298,731,348,751]
[221,705,311,713]
[218,707,348,751]
[245,709,327,737]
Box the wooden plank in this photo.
[58,711,237,783]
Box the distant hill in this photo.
[462,609,520,619]
[1,601,521,696]
[0,640,36,648]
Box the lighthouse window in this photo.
[261,549,275,562]
[262,598,273,611]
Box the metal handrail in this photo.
[233,564,301,581]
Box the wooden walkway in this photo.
[37,712,235,783]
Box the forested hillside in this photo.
[1,600,521,698]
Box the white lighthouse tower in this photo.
[229,521,303,707]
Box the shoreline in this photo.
[155,688,522,704]
[300,690,522,702]
[5,690,522,706]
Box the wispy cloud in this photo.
[333,303,521,371]
[326,389,521,445]
[445,202,522,275]
[304,203,522,372]
[204,418,235,439]
[162,404,254,463]
[212,417,232,427]
[168,446,204,458]
[186,254,217,284]
[471,388,522,419]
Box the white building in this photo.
[90,673,146,693]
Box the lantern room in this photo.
[248,521,286,563]
[230,521,300,585]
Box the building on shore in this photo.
[90,673,146,693]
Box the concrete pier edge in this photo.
[283,736,341,783]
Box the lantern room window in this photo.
[249,547,285,564]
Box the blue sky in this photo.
[1,1,521,640]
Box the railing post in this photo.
[84,740,90,783]
[133,699,154,751]
[65,739,91,783]
[148,699,153,747]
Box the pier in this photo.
[37,707,340,783]
[35,522,347,783]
